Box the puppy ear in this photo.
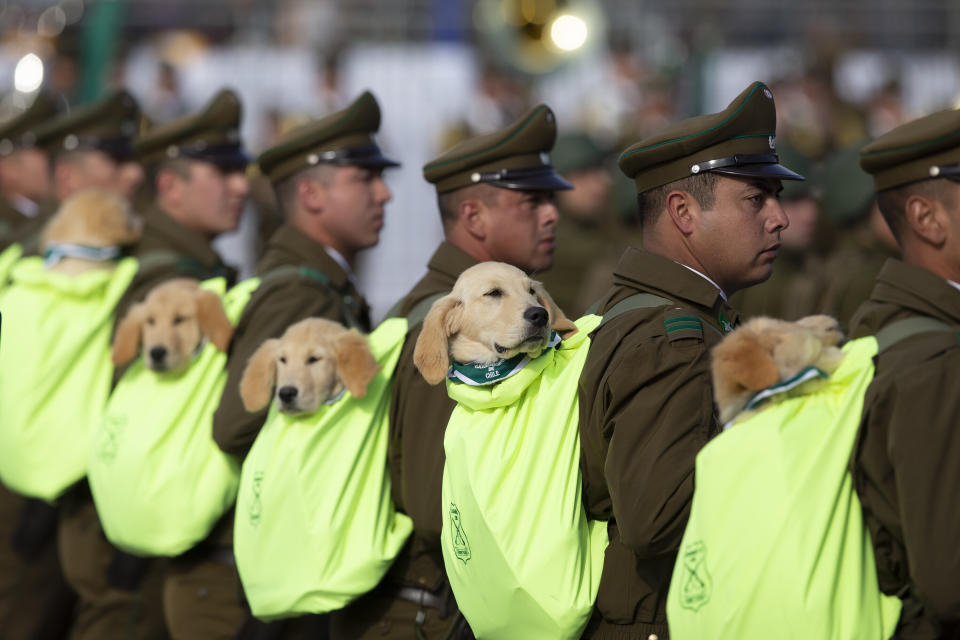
[334,330,381,399]
[112,303,146,366]
[239,338,280,412]
[195,289,234,352]
[413,295,461,385]
[532,280,578,338]
[711,331,781,423]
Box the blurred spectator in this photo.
[145,61,189,122]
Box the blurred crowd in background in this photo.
[2,0,959,326]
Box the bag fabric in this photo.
[665,337,901,639]
[88,277,260,556]
[441,314,608,640]
[0,256,139,502]
[234,317,414,620]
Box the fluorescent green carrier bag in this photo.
[666,337,901,639]
[235,317,414,620]
[0,256,138,502]
[88,277,259,557]
[441,314,608,640]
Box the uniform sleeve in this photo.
[888,349,960,622]
[597,336,716,559]
[211,281,342,456]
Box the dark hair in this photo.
[272,164,335,217]
[637,171,719,226]
[436,183,498,225]
[875,178,957,244]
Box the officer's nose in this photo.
[149,346,167,364]
[524,306,548,328]
[278,386,298,404]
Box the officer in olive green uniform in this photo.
[850,109,960,639]
[58,89,250,640]
[22,90,144,254]
[0,92,59,249]
[577,82,803,639]
[211,91,396,637]
[330,104,572,639]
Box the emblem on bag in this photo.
[97,414,126,462]
[249,471,264,527]
[679,540,713,611]
[449,503,471,563]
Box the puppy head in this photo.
[42,188,143,250]
[711,315,845,423]
[239,318,380,414]
[413,262,576,385]
[111,279,234,371]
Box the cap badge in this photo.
[306,153,320,165]
[763,88,772,99]
[63,134,79,151]
[768,135,776,150]
[540,152,550,164]
[690,164,701,174]
[930,166,941,177]
[470,172,482,183]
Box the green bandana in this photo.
[448,332,561,386]
[43,244,122,267]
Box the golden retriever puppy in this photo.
[711,314,845,424]
[41,188,142,275]
[414,262,577,385]
[239,318,381,414]
[112,279,234,372]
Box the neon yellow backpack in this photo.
[88,276,259,557]
[441,313,608,640]
[0,243,23,288]
[234,316,414,620]
[0,256,138,502]
[663,323,960,639]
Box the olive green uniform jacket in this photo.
[212,223,371,458]
[330,242,476,640]
[819,230,898,333]
[577,248,737,639]
[850,259,960,639]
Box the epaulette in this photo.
[663,307,704,342]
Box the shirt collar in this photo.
[678,263,728,301]
[10,194,38,218]
[949,280,960,294]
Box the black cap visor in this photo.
[312,144,400,169]
[929,162,960,183]
[181,142,251,172]
[694,153,805,182]
[475,165,574,191]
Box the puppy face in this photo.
[42,187,143,250]
[414,262,577,385]
[239,318,381,414]
[112,279,234,372]
[711,314,845,423]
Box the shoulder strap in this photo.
[597,292,673,329]
[875,316,957,353]
[256,264,364,330]
[136,250,230,281]
[405,292,447,329]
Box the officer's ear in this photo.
[531,280,577,338]
[240,338,280,412]
[195,289,233,353]
[112,303,147,366]
[414,294,463,385]
[333,329,381,399]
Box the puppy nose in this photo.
[524,306,548,328]
[278,386,298,404]
[149,346,167,364]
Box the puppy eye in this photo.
[306,356,322,364]
[172,315,186,325]
[146,317,155,326]
[529,287,535,295]
[484,288,503,298]
[279,356,287,364]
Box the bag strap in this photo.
[136,250,231,282]
[256,264,363,330]
[875,316,957,353]
[596,292,673,329]
[405,292,447,329]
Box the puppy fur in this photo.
[712,314,845,424]
[414,262,578,385]
[41,188,142,275]
[239,318,381,414]
[112,278,234,372]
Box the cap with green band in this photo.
[423,104,573,194]
[859,107,960,191]
[134,89,248,170]
[34,90,140,162]
[618,81,804,194]
[0,93,60,156]
[257,90,399,185]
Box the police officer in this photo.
[329,104,572,639]
[0,92,59,249]
[57,89,250,640]
[577,81,802,639]
[851,109,960,638]
[211,90,397,636]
